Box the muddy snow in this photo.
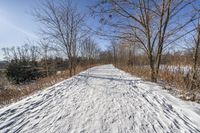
[0,65,200,133]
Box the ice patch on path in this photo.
[0,64,200,133]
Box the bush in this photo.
[0,71,7,90]
[6,60,42,84]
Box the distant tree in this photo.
[34,0,85,76]
[91,0,197,82]
[6,60,41,84]
[99,51,112,64]
[109,40,118,66]
[81,37,100,67]
[189,25,200,90]
[38,38,53,77]
[188,6,200,90]
[2,44,42,84]
[2,44,38,63]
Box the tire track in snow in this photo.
[0,64,200,133]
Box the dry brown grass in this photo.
[0,65,96,106]
[118,65,200,103]
[118,65,186,88]
[118,65,150,81]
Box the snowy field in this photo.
[0,65,200,133]
[143,65,192,75]
[160,65,192,75]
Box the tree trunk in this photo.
[114,45,117,67]
[155,48,163,81]
[69,57,73,77]
[189,25,200,90]
[73,57,76,75]
[149,54,157,82]
[114,50,116,67]
[45,58,49,77]
[73,66,76,75]
[69,66,72,77]
[150,65,156,82]
[89,57,91,68]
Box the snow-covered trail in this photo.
[0,65,200,133]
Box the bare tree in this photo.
[189,24,200,90]
[188,5,200,90]
[2,47,13,61]
[38,39,53,76]
[81,37,100,67]
[91,0,197,82]
[34,0,85,76]
[2,44,38,63]
[109,40,118,66]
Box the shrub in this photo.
[6,60,42,84]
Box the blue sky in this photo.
[0,0,108,60]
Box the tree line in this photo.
[90,0,200,90]
[1,0,200,91]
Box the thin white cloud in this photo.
[0,14,38,39]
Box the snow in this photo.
[0,64,200,133]
[142,65,192,75]
[160,65,192,75]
